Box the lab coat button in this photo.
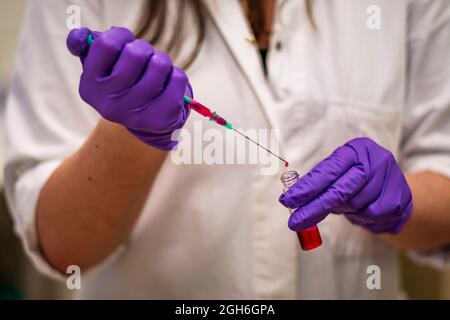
[275,41,283,51]
[245,34,256,44]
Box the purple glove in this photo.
[66,27,191,150]
[279,137,413,234]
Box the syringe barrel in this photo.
[185,99,213,118]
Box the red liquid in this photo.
[188,100,213,118]
[284,162,289,168]
[211,113,227,127]
[297,226,322,250]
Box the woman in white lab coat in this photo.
[4,0,450,299]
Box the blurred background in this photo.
[0,0,68,299]
[0,0,449,300]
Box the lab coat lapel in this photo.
[204,0,280,132]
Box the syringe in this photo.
[85,34,289,167]
[183,97,289,168]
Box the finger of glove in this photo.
[66,27,92,59]
[129,67,188,133]
[280,145,358,209]
[99,39,154,94]
[287,165,367,231]
[112,51,172,108]
[83,27,134,79]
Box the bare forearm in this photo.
[382,171,450,251]
[37,119,167,273]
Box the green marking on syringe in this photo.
[183,96,192,104]
[87,34,94,45]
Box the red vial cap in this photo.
[297,225,322,250]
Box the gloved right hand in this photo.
[66,27,192,150]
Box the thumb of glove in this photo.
[66,28,92,57]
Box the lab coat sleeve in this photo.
[399,0,450,269]
[3,0,116,281]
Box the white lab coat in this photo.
[4,0,450,299]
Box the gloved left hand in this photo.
[279,137,413,234]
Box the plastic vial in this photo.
[280,170,322,251]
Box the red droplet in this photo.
[284,162,289,168]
